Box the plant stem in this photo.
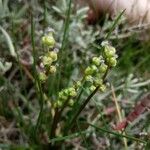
[31,14,44,141]
[50,97,71,139]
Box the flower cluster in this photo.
[84,41,117,92]
[39,29,58,82]
[54,81,81,108]
[102,41,117,67]
[53,41,117,109]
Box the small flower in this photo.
[90,85,96,92]
[75,81,81,88]
[99,84,106,92]
[48,51,57,62]
[92,57,101,66]
[99,63,108,73]
[41,34,55,48]
[49,65,56,74]
[94,79,103,86]
[68,88,77,97]
[108,57,117,67]
[39,72,47,82]
[104,45,116,58]
[68,99,74,106]
[85,75,93,83]
[42,56,53,66]
[85,66,93,75]
[91,65,98,72]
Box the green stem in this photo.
[31,14,44,140]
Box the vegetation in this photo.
[0,0,150,149]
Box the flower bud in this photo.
[99,84,106,92]
[104,45,116,58]
[85,67,93,75]
[42,56,52,66]
[48,51,57,61]
[85,75,93,83]
[91,65,98,72]
[39,72,47,82]
[108,57,117,67]
[49,65,56,74]
[68,99,74,106]
[76,81,81,88]
[99,63,108,73]
[64,89,69,95]
[94,79,103,86]
[92,57,101,66]
[90,85,96,92]
[68,88,77,97]
[42,34,55,48]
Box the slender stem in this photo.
[50,97,70,139]
[57,0,72,92]
[50,108,59,139]
[31,14,44,140]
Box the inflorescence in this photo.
[39,28,58,82]
[53,41,117,109]
[84,41,117,92]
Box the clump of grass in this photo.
[0,0,150,149]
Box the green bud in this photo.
[99,63,108,73]
[89,85,96,92]
[99,84,106,92]
[49,65,56,74]
[39,72,47,82]
[85,75,93,83]
[48,51,57,61]
[104,45,116,58]
[94,79,103,86]
[91,65,98,72]
[69,88,77,97]
[64,89,69,95]
[42,56,52,66]
[68,99,74,106]
[76,81,81,88]
[58,91,68,100]
[92,57,101,66]
[108,57,117,67]
[42,34,55,48]
[85,67,93,75]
